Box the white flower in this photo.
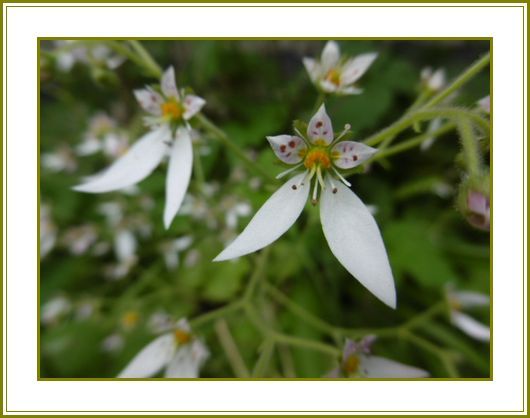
[41,296,71,325]
[74,67,206,229]
[420,67,446,92]
[118,319,209,378]
[54,41,125,72]
[77,113,129,159]
[328,336,429,378]
[477,95,490,114]
[303,41,377,95]
[62,224,98,255]
[42,145,78,173]
[160,236,194,270]
[102,333,125,353]
[214,105,396,308]
[447,287,490,342]
[40,203,57,258]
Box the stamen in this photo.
[292,168,313,190]
[276,163,303,180]
[331,123,352,145]
[294,127,310,146]
[332,166,352,187]
[311,178,319,205]
[316,166,326,189]
[328,176,338,194]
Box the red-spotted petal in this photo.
[161,66,180,99]
[332,141,377,169]
[307,104,334,145]
[134,88,163,116]
[267,135,307,165]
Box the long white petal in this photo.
[73,127,170,193]
[118,334,176,378]
[164,129,193,229]
[164,340,209,378]
[361,355,429,378]
[340,52,378,86]
[214,173,309,261]
[451,311,490,342]
[303,57,320,82]
[453,291,490,308]
[320,179,396,308]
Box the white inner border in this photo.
[3,2,527,415]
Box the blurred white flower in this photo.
[420,67,446,92]
[62,225,98,255]
[41,296,71,325]
[214,105,396,308]
[74,67,206,229]
[477,95,490,114]
[303,41,377,95]
[77,113,129,159]
[102,333,125,353]
[447,287,490,342]
[54,41,125,72]
[328,336,429,378]
[147,311,176,334]
[42,145,78,173]
[118,319,209,378]
[160,236,193,270]
[40,204,57,258]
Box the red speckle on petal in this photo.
[323,131,328,135]
[280,145,286,152]
[288,140,296,148]
[353,155,358,161]
[316,121,323,128]
[286,152,292,157]
[312,131,318,135]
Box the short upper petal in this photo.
[164,340,209,378]
[134,88,164,115]
[164,129,193,229]
[332,141,377,169]
[320,178,396,308]
[321,41,340,73]
[340,52,378,86]
[267,135,307,165]
[118,333,176,378]
[361,355,429,378]
[183,94,206,120]
[214,173,310,261]
[303,57,320,82]
[73,126,170,193]
[161,66,180,99]
[450,311,490,342]
[307,104,334,145]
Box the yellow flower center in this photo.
[325,69,342,86]
[343,355,360,375]
[161,100,184,120]
[174,328,191,345]
[304,148,331,170]
[121,311,139,328]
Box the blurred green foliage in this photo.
[40,40,490,378]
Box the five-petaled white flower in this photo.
[118,318,209,378]
[74,67,206,229]
[447,287,490,342]
[328,336,429,378]
[214,104,396,308]
[303,41,378,95]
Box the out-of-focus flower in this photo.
[477,95,490,114]
[224,201,251,230]
[62,224,98,255]
[77,113,129,158]
[118,319,209,378]
[420,67,447,151]
[54,41,125,72]
[41,296,71,326]
[121,311,140,331]
[160,236,193,270]
[75,300,97,321]
[214,105,396,308]
[447,287,490,342]
[420,67,446,92]
[74,67,206,229]
[102,333,125,353]
[328,336,429,378]
[465,190,490,230]
[42,145,78,173]
[147,311,175,334]
[303,41,377,95]
[40,203,57,258]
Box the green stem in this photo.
[456,115,482,177]
[214,319,251,378]
[127,40,163,78]
[195,113,276,183]
[423,53,490,109]
[189,300,244,329]
[243,248,270,302]
[252,338,275,377]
